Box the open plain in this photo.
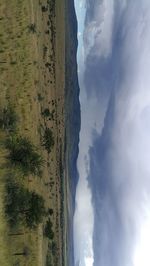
[0,0,66,265]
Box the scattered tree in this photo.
[25,192,46,228]
[5,181,46,228]
[5,135,43,175]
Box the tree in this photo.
[5,181,29,227]
[5,181,46,228]
[5,136,43,175]
[25,192,46,229]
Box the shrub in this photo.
[46,251,52,266]
[48,208,53,216]
[51,241,57,256]
[0,106,18,132]
[41,108,55,120]
[44,218,54,240]
[28,23,36,33]
[5,135,43,175]
[42,108,50,117]
[37,93,44,101]
[42,128,54,153]
[41,5,48,12]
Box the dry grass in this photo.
[0,0,66,265]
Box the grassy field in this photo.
[0,0,66,265]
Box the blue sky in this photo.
[74,1,150,266]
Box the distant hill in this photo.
[65,0,81,265]
[65,0,81,201]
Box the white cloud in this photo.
[84,256,94,266]
[86,1,150,265]
[78,31,82,38]
[79,0,84,9]
[83,0,114,58]
[74,0,150,266]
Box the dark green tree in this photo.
[25,192,46,228]
[5,181,46,228]
[5,136,43,175]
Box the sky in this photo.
[74,1,150,266]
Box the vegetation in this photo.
[48,208,53,216]
[0,0,65,263]
[44,218,54,240]
[46,251,52,266]
[41,5,48,12]
[42,108,51,118]
[42,108,55,120]
[37,93,44,101]
[42,128,54,153]
[13,246,30,258]
[5,180,46,229]
[28,23,36,33]
[51,241,57,256]
[5,135,43,175]
[0,106,18,132]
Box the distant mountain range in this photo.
[65,0,81,265]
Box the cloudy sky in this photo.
[74,1,150,266]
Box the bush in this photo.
[0,106,18,132]
[37,93,44,101]
[5,180,46,228]
[41,108,55,120]
[48,208,53,216]
[51,241,57,256]
[46,250,52,266]
[42,108,51,118]
[42,128,54,153]
[5,135,43,175]
[44,218,54,240]
[28,23,36,33]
